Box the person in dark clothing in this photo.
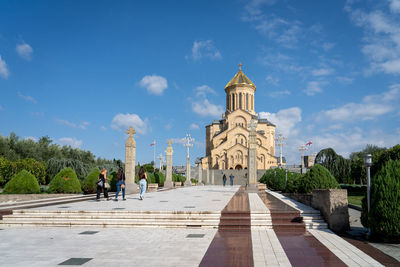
[114,167,126,201]
[229,173,234,186]
[96,168,110,201]
[222,174,227,186]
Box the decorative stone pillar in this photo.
[206,169,210,184]
[164,139,174,188]
[184,157,192,186]
[125,126,138,194]
[248,120,258,188]
[197,161,203,185]
[211,170,215,185]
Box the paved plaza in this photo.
[0,186,399,266]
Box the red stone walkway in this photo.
[200,187,399,267]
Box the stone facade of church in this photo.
[201,66,278,170]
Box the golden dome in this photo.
[225,64,256,90]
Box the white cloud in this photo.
[259,107,302,137]
[58,137,83,148]
[389,0,400,13]
[192,99,224,117]
[16,42,33,61]
[319,86,399,122]
[186,40,222,61]
[0,55,9,79]
[304,81,326,96]
[311,68,334,76]
[18,92,37,104]
[23,136,38,141]
[195,85,216,97]
[322,42,335,51]
[139,75,168,95]
[313,129,399,158]
[258,52,304,73]
[100,126,107,131]
[244,0,276,17]
[346,5,400,74]
[189,123,200,130]
[111,113,147,134]
[266,75,279,86]
[336,76,354,84]
[165,123,172,130]
[56,119,89,130]
[268,90,291,98]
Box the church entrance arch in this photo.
[235,164,242,170]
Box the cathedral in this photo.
[201,64,279,170]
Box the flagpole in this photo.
[153,139,156,169]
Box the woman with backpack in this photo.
[96,168,110,201]
[114,167,126,201]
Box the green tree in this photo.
[361,159,400,241]
[315,148,352,183]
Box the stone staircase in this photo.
[0,209,222,228]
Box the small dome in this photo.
[225,65,256,90]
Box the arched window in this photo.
[239,93,242,109]
[232,94,235,110]
[227,94,230,110]
[246,93,249,110]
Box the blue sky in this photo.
[0,0,399,165]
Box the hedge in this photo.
[3,170,40,194]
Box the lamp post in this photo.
[364,154,373,214]
[364,154,372,237]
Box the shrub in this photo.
[172,173,186,183]
[297,164,340,193]
[49,167,82,193]
[285,172,301,193]
[260,168,286,191]
[81,168,100,194]
[361,159,400,241]
[108,171,117,192]
[154,172,166,186]
[3,170,40,194]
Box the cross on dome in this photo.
[238,62,243,70]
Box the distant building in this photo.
[201,65,278,170]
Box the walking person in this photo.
[229,173,234,186]
[222,174,227,186]
[96,168,110,201]
[114,167,126,201]
[138,167,148,200]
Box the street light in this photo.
[364,153,372,237]
[364,154,372,213]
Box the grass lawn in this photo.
[348,191,364,207]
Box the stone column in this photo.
[197,162,203,185]
[125,126,138,194]
[164,139,174,188]
[184,157,192,186]
[206,169,210,184]
[248,120,258,189]
[211,170,215,185]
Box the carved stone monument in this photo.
[183,134,194,187]
[125,126,138,193]
[197,161,203,185]
[248,119,258,188]
[164,139,174,189]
